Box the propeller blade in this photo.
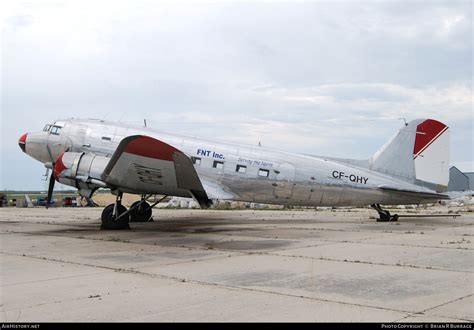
[46,173,55,209]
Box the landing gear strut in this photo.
[371,204,399,222]
[101,192,130,230]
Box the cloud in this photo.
[251,83,472,122]
[1,0,472,189]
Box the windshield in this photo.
[50,126,62,135]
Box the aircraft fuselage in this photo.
[21,119,442,207]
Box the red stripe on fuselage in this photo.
[413,119,448,159]
[124,136,178,161]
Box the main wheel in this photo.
[129,201,153,222]
[101,204,130,230]
[376,210,391,222]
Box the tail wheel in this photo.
[101,204,130,230]
[130,201,153,222]
[379,210,391,222]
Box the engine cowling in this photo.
[53,152,110,198]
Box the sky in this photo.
[1,0,472,191]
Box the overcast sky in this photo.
[1,0,472,191]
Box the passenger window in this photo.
[258,169,269,177]
[236,165,247,173]
[213,161,224,169]
[50,126,62,135]
[192,157,201,165]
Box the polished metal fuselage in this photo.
[25,119,440,207]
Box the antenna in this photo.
[144,119,147,127]
[398,118,408,126]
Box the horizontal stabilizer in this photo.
[378,186,450,200]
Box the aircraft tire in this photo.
[101,204,130,230]
[130,201,153,222]
[376,210,391,222]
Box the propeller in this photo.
[46,171,55,209]
[44,145,69,209]
[45,145,56,209]
[45,145,62,209]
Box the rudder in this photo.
[413,119,450,191]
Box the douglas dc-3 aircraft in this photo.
[19,118,450,229]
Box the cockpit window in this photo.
[43,125,51,132]
[50,126,62,135]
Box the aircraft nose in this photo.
[18,133,28,153]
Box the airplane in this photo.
[18,118,450,229]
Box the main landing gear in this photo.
[370,204,399,222]
[101,193,168,230]
[129,200,153,223]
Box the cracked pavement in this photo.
[0,207,473,322]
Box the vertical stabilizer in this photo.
[369,119,450,192]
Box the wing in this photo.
[102,135,212,208]
[378,186,450,200]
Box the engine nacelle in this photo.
[53,152,110,198]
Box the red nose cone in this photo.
[19,133,28,144]
[18,133,28,152]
